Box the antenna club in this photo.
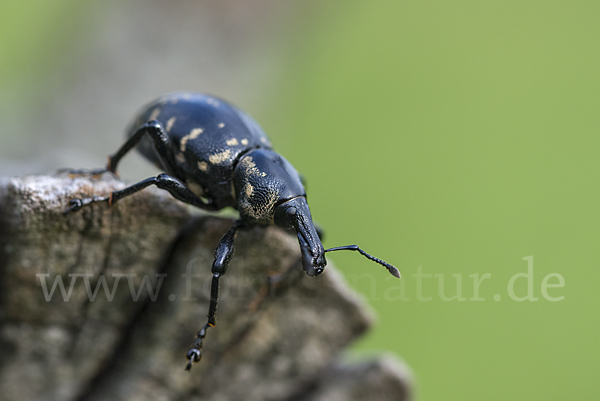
[324,245,400,278]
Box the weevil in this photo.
[64,92,400,371]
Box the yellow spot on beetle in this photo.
[238,156,267,177]
[197,161,208,172]
[186,181,205,197]
[149,107,161,121]
[209,149,232,164]
[166,117,177,132]
[226,138,239,146]
[218,123,225,128]
[175,153,186,164]
[239,188,279,224]
[245,183,254,197]
[190,128,204,139]
[241,138,249,146]
[206,98,220,107]
[180,127,204,152]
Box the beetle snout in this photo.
[275,196,326,277]
[301,250,326,277]
[297,226,326,277]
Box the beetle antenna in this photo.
[324,245,400,278]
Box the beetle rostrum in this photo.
[63,92,400,372]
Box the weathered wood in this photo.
[0,175,412,401]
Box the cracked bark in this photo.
[0,175,412,401]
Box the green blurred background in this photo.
[1,1,598,400]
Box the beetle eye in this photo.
[283,206,297,226]
[274,202,299,229]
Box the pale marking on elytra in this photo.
[180,128,204,152]
[197,161,208,172]
[175,153,186,164]
[206,98,220,107]
[241,138,249,146]
[218,123,225,128]
[148,107,161,121]
[166,117,177,132]
[226,138,239,146]
[209,149,232,164]
[186,181,205,197]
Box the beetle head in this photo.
[233,149,326,276]
[274,196,326,276]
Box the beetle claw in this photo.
[63,196,109,214]
[63,199,83,214]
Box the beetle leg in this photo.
[186,220,243,371]
[107,120,177,175]
[64,173,218,214]
[63,196,110,213]
[247,257,302,312]
[58,167,113,179]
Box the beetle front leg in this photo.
[186,220,243,371]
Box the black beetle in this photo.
[64,92,399,371]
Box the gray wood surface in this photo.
[0,175,411,401]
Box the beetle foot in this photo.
[185,348,201,371]
[185,326,207,371]
[63,196,109,214]
[248,267,296,312]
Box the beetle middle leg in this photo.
[247,257,302,312]
[64,173,217,213]
[186,220,243,371]
[106,120,178,175]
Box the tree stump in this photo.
[0,175,412,401]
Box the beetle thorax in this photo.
[232,149,305,225]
